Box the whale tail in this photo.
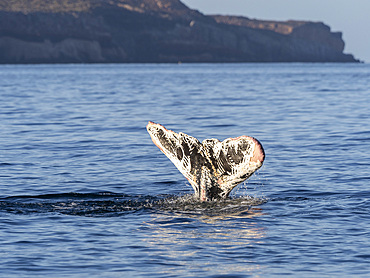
[146,121,265,201]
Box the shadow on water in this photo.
[0,192,267,218]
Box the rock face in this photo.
[0,0,358,63]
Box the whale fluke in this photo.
[146,121,265,201]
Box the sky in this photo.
[182,0,369,62]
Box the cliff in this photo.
[0,0,358,63]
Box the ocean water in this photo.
[0,63,369,277]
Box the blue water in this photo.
[0,63,369,277]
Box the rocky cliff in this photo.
[0,0,358,63]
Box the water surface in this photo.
[1,63,370,277]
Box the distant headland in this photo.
[0,0,359,63]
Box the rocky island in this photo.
[0,0,358,63]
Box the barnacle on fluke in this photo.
[147,122,265,201]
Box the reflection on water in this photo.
[0,193,268,276]
[142,202,267,277]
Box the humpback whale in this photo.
[147,122,265,201]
